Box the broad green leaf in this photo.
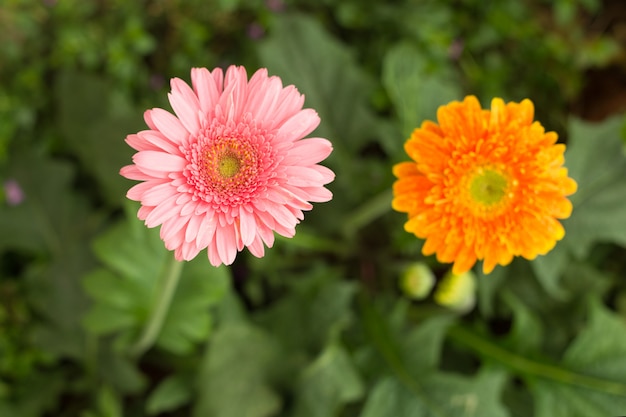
[3,369,66,417]
[561,115,626,258]
[193,323,281,417]
[359,299,499,416]
[291,342,364,417]
[501,291,544,354]
[82,204,230,355]
[254,267,356,353]
[0,152,103,359]
[146,374,192,415]
[383,42,461,139]
[258,13,379,154]
[95,341,146,394]
[532,115,626,291]
[528,299,626,416]
[360,297,454,377]
[530,243,569,299]
[55,70,143,207]
[360,369,510,417]
[95,385,123,417]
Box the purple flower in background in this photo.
[266,0,285,12]
[448,38,464,61]
[247,22,265,40]
[4,179,25,206]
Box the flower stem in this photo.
[448,325,626,396]
[130,255,184,357]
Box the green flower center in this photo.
[218,153,241,178]
[469,168,508,206]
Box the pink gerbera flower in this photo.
[120,66,334,266]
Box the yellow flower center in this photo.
[469,168,508,206]
[197,137,258,196]
[218,152,241,178]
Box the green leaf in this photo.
[561,115,626,259]
[450,298,626,417]
[82,203,230,354]
[258,13,379,154]
[529,299,626,416]
[95,341,146,394]
[254,267,357,352]
[95,385,123,417]
[0,152,104,358]
[501,291,544,354]
[3,369,66,417]
[55,70,143,207]
[530,243,570,299]
[146,374,192,415]
[361,297,454,377]
[360,368,510,417]
[359,299,499,416]
[531,115,626,293]
[383,42,461,139]
[193,323,281,417]
[291,342,364,417]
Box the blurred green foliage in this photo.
[2,0,626,416]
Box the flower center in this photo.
[218,152,241,178]
[196,137,258,198]
[469,168,508,206]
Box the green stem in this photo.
[448,325,626,396]
[130,255,184,357]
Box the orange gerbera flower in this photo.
[392,96,577,274]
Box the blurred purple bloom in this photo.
[247,23,265,40]
[448,38,464,61]
[4,179,25,206]
[266,0,285,12]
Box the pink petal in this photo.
[145,194,180,228]
[271,85,306,127]
[137,130,180,154]
[290,185,333,203]
[276,109,320,141]
[148,108,188,144]
[125,134,153,151]
[133,151,187,173]
[244,71,282,121]
[219,66,249,122]
[283,138,333,166]
[247,235,265,258]
[215,225,237,265]
[191,67,222,114]
[127,180,167,202]
[137,205,153,220]
[238,207,257,246]
[169,78,201,133]
[141,182,178,206]
[180,240,202,261]
[144,110,158,130]
[185,213,203,243]
[284,166,326,187]
[310,165,336,184]
[196,212,218,249]
[207,241,222,267]
[264,202,298,229]
[120,165,153,181]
